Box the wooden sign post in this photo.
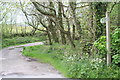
[106,12,111,66]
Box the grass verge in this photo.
[23,44,68,77]
[23,43,120,78]
[2,35,47,48]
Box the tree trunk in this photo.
[66,14,75,48]
[49,2,59,43]
[66,32,75,48]
[46,27,52,45]
[93,2,108,39]
[58,2,66,44]
[70,2,82,39]
[72,24,75,40]
[118,2,120,27]
[48,19,59,43]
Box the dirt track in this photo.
[0,42,64,78]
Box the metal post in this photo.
[106,12,111,66]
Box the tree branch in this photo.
[36,2,56,13]
[76,4,89,9]
[109,2,117,13]
[19,0,30,23]
[0,13,7,22]
[27,22,47,32]
[31,1,55,17]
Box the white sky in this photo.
[0,0,28,24]
[16,12,27,24]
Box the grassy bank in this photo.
[2,33,47,48]
[23,44,68,77]
[23,43,120,78]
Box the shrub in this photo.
[94,28,120,65]
[66,56,119,78]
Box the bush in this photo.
[66,57,119,78]
[94,36,106,55]
[94,28,120,65]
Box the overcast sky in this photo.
[16,11,27,24]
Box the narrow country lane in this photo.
[0,42,64,78]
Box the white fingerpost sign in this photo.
[100,17,106,23]
[100,16,110,24]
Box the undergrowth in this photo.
[23,43,120,78]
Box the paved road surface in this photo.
[0,42,64,78]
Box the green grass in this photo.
[23,43,120,78]
[23,44,68,77]
[2,35,47,48]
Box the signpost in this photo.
[100,17,106,24]
[106,12,111,66]
[100,12,111,66]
